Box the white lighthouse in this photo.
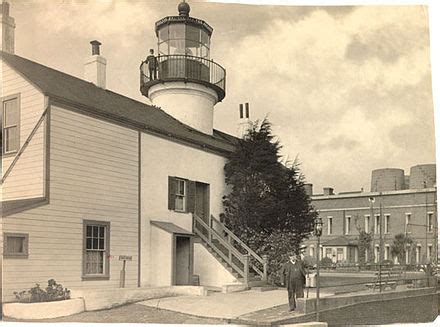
[140,1,226,135]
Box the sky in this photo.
[6,0,436,193]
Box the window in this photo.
[83,220,110,279]
[327,217,333,235]
[384,214,390,234]
[365,249,369,262]
[385,245,390,260]
[175,179,186,211]
[416,245,421,264]
[427,212,434,232]
[325,248,332,258]
[168,177,196,213]
[4,233,28,258]
[374,245,379,263]
[345,216,351,235]
[337,248,344,262]
[365,215,370,233]
[309,245,315,258]
[405,213,411,234]
[374,215,380,234]
[405,247,410,264]
[428,245,432,260]
[2,95,20,154]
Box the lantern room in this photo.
[140,1,226,135]
[156,1,211,58]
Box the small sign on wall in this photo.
[119,255,132,261]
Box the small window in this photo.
[2,95,20,154]
[374,215,380,234]
[327,217,333,235]
[405,213,411,234]
[384,214,390,234]
[4,233,29,258]
[365,215,370,232]
[427,212,434,232]
[168,176,196,213]
[83,220,110,279]
[345,216,351,235]
[175,179,186,212]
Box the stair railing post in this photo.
[262,254,269,282]
[208,215,212,243]
[243,254,250,285]
[228,234,232,262]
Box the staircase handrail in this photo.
[193,214,247,278]
[210,215,264,265]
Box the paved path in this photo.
[139,289,333,320]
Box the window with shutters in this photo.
[168,176,196,213]
[4,233,29,258]
[2,94,20,155]
[83,220,110,279]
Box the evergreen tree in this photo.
[221,118,317,256]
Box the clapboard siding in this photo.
[2,105,139,301]
[1,61,46,200]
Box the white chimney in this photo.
[1,1,16,54]
[84,40,106,88]
[237,102,252,139]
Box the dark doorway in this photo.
[174,236,192,285]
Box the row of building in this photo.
[304,165,437,266]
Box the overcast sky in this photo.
[7,0,436,193]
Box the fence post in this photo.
[243,254,250,285]
[262,254,269,282]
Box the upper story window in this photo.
[327,217,333,235]
[168,176,197,213]
[374,215,380,234]
[365,215,370,232]
[345,216,351,235]
[427,212,434,232]
[384,214,390,234]
[2,95,20,155]
[405,213,411,234]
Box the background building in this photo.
[304,164,437,266]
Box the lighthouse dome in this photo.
[178,1,190,16]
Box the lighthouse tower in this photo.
[140,1,226,135]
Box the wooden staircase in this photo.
[193,213,269,286]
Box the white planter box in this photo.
[3,298,85,320]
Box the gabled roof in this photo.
[1,51,237,155]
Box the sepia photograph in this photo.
[1,0,439,325]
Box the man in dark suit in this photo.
[280,252,307,311]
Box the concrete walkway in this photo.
[139,289,333,320]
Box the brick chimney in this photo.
[1,2,16,54]
[237,102,252,139]
[84,40,106,88]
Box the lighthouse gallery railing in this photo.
[140,54,226,99]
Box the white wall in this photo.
[150,226,173,286]
[140,132,228,286]
[1,106,140,301]
[1,61,46,200]
[193,243,238,287]
[149,82,218,135]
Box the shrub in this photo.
[381,259,394,267]
[14,279,71,303]
[320,257,333,268]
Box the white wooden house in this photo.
[1,1,266,302]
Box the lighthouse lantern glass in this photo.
[157,23,210,58]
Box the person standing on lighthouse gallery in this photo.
[281,252,307,311]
